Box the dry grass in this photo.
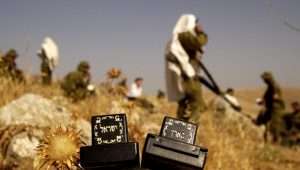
[0,77,299,170]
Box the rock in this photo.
[0,93,71,127]
[73,118,91,145]
[0,93,90,138]
[0,125,40,169]
[0,94,91,169]
[8,132,40,158]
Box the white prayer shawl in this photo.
[40,37,59,71]
[128,83,143,98]
[224,94,241,108]
[165,14,197,102]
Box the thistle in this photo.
[35,126,83,170]
[107,68,122,79]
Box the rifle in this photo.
[197,61,254,120]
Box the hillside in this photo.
[0,77,299,170]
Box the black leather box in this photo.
[80,114,140,170]
[142,117,208,170]
[80,142,140,170]
[142,134,207,170]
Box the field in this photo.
[0,77,299,170]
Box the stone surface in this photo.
[0,93,71,127]
[0,93,91,169]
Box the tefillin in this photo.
[141,117,208,170]
[80,114,140,170]
[80,114,208,170]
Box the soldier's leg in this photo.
[177,97,189,121]
[42,69,52,85]
[47,70,52,84]
[269,123,281,143]
[185,79,206,123]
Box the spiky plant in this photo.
[107,68,122,80]
[35,126,83,170]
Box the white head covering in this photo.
[173,14,197,36]
[169,14,197,78]
[39,37,59,70]
[165,14,199,102]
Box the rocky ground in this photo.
[0,78,299,170]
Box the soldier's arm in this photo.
[178,32,200,52]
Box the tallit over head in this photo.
[40,37,59,70]
[170,14,197,78]
[165,14,199,102]
[173,14,197,36]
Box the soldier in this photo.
[157,90,166,99]
[38,49,52,85]
[61,61,94,102]
[165,14,208,123]
[0,49,24,82]
[282,102,300,145]
[256,71,286,143]
[38,37,59,85]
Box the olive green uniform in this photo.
[41,61,52,84]
[39,50,52,85]
[174,31,207,123]
[0,49,24,82]
[283,111,300,145]
[61,61,91,102]
[261,72,286,143]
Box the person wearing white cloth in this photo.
[224,88,241,111]
[38,37,59,85]
[128,77,143,99]
[127,77,154,112]
[165,14,208,123]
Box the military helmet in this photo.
[5,49,18,60]
[261,71,273,80]
[78,61,90,72]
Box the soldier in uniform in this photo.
[257,71,286,143]
[38,37,59,85]
[38,49,52,85]
[282,102,300,145]
[165,14,208,123]
[61,61,93,102]
[0,49,24,82]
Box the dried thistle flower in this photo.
[35,126,83,170]
[107,68,122,79]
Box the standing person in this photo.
[165,14,208,123]
[61,61,94,102]
[38,37,59,85]
[38,49,52,85]
[256,71,286,143]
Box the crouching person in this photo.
[282,102,300,146]
[61,61,95,102]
